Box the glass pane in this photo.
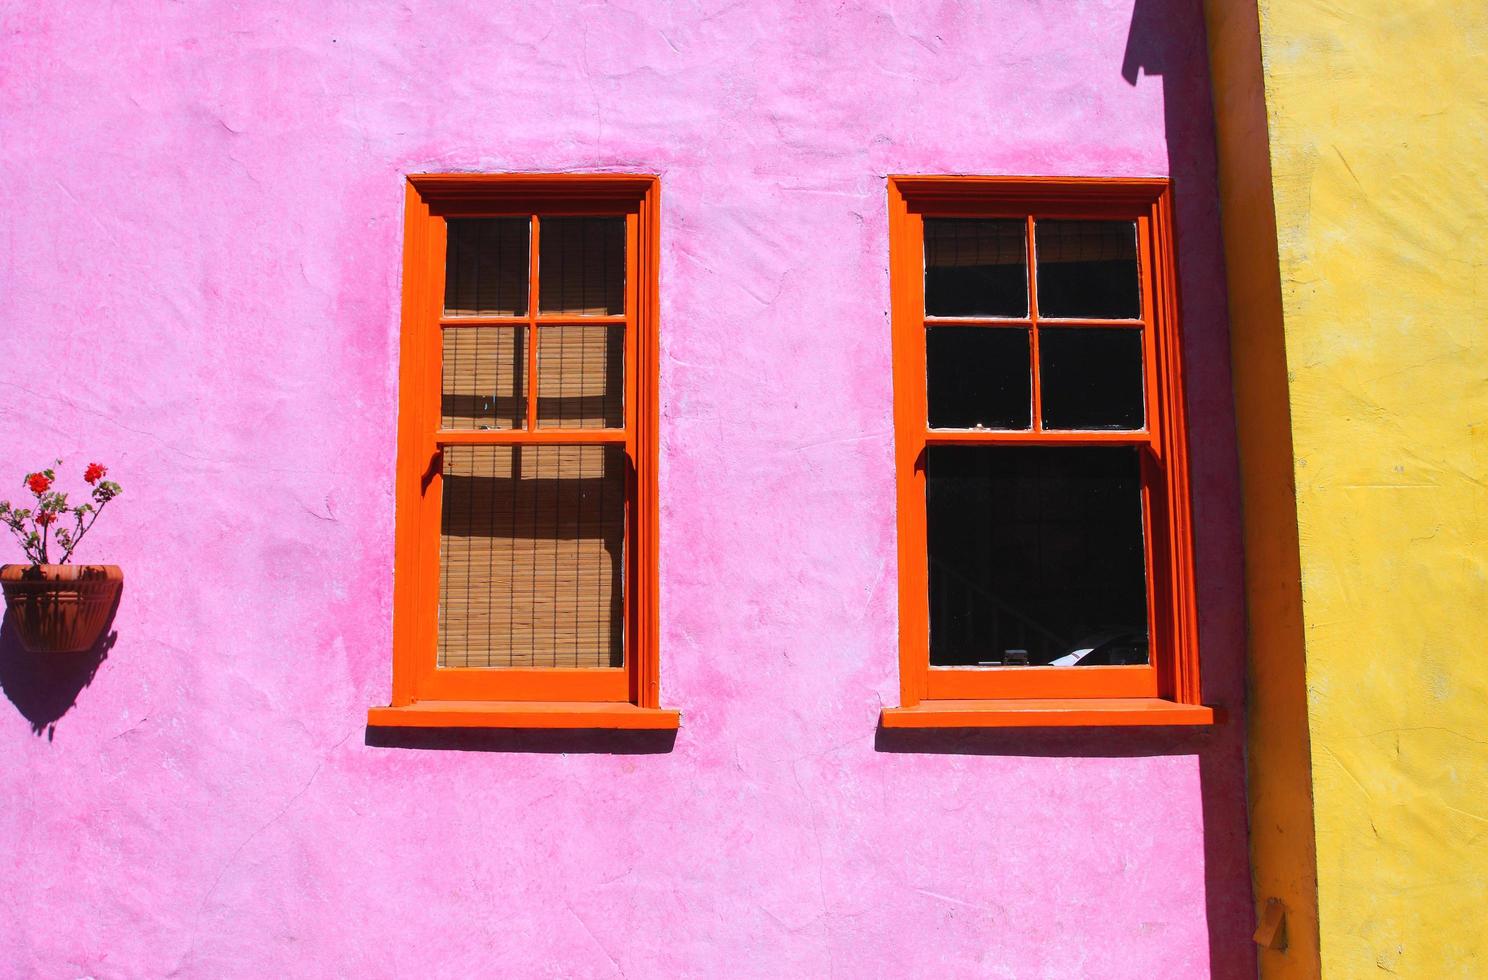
[1039,328,1145,430]
[444,218,529,316]
[1034,220,1140,319]
[927,327,1031,429]
[926,446,1149,667]
[539,217,625,315]
[439,444,625,668]
[536,325,624,429]
[924,219,1027,317]
[442,327,527,430]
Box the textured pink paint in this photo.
[0,2,1253,977]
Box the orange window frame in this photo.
[882,176,1212,728]
[369,174,675,730]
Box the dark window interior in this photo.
[1038,327,1145,430]
[924,219,1027,317]
[927,327,1031,429]
[926,446,1150,667]
[1034,220,1140,319]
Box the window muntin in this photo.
[382,175,662,715]
[924,217,1148,435]
[889,177,1201,709]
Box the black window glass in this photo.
[926,446,1149,667]
[927,327,1031,429]
[1039,328,1145,430]
[924,219,1027,317]
[1034,220,1140,319]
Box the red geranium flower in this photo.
[35,511,57,527]
[26,473,51,495]
[84,462,107,485]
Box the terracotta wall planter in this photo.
[1,564,123,653]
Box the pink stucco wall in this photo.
[0,1,1253,976]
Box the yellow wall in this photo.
[1213,1,1488,975]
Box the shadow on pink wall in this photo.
[0,620,116,740]
[364,725,676,754]
[1111,0,1255,976]
[877,723,1249,977]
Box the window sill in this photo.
[879,698,1218,729]
[367,701,681,730]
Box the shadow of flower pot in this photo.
[0,589,120,739]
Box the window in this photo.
[881,177,1212,728]
[368,175,676,729]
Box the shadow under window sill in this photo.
[365,700,679,754]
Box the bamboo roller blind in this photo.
[925,218,1026,269]
[923,219,1138,269]
[443,326,526,430]
[439,444,625,668]
[438,215,628,669]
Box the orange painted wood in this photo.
[923,430,1153,446]
[926,664,1156,700]
[924,317,1143,328]
[440,315,629,328]
[389,182,435,707]
[434,429,627,446]
[886,175,1204,718]
[368,700,681,730]
[375,174,671,724]
[419,667,627,702]
[879,698,1216,729]
[1026,214,1044,431]
[889,181,930,706]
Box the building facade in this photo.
[1,0,1478,977]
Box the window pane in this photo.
[924,219,1027,317]
[539,217,625,315]
[927,327,1031,429]
[926,446,1149,667]
[439,444,625,669]
[444,218,529,316]
[1039,328,1145,430]
[536,325,624,429]
[442,327,527,430]
[1034,220,1140,319]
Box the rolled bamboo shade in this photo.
[442,326,526,430]
[445,218,529,316]
[539,217,625,315]
[924,218,1026,269]
[438,444,625,669]
[1033,219,1141,318]
[1033,219,1138,265]
[536,324,623,429]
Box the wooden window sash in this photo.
[383,175,663,714]
[888,176,1203,716]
